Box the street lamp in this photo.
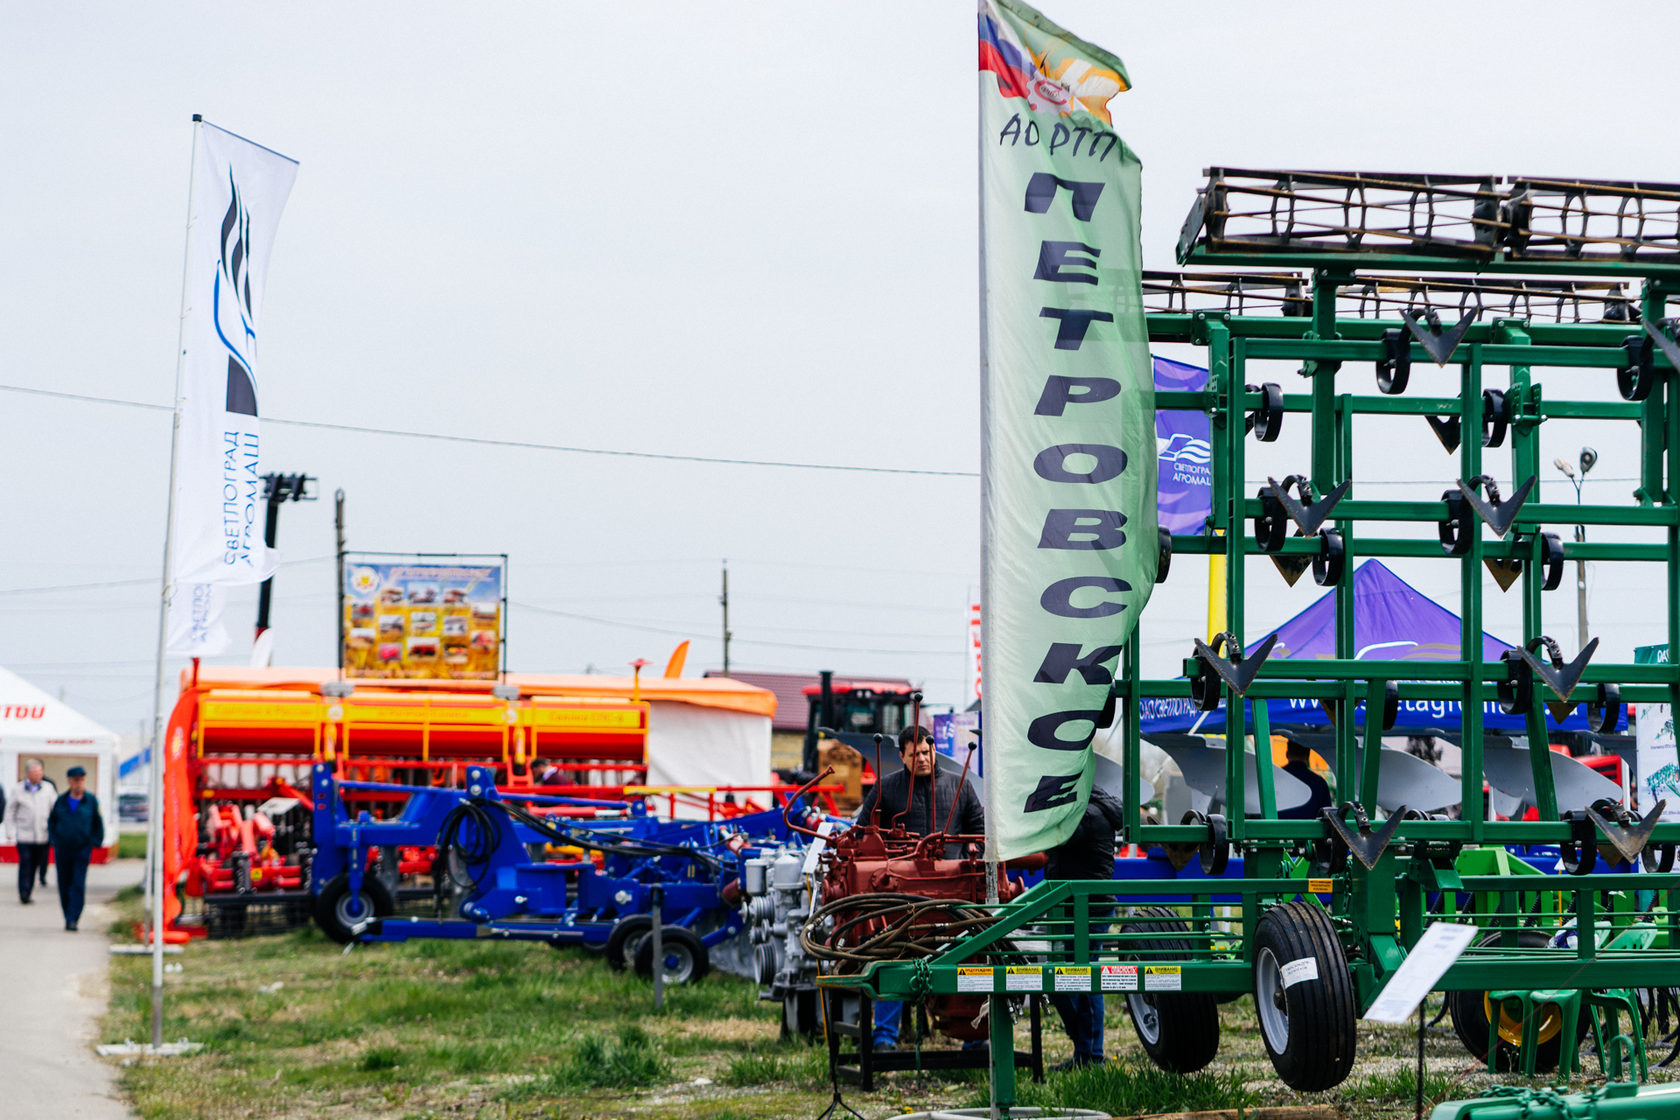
[1551,448,1596,649]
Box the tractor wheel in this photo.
[1449,930,1583,1072]
[604,915,653,972]
[313,874,394,944]
[1252,900,1357,1091]
[634,926,710,985]
[1122,905,1220,1074]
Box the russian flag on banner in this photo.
[978,7,1036,102]
[978,0,1130,123]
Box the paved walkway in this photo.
[0,857,142,1118]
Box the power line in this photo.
[0,554,333,597]
[512,600,960,656]
[0,383,977,478]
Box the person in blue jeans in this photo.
[853,725,986,1050]
[1043,784,1126,1069]
[47,766,104,932]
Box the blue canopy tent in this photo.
[1138,560,1611,738]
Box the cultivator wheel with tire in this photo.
[1251,901,1357,1092]
[634,925,710,985]
[313,873,395,944]
[1448,930,1585,1073]
[604,914,653,972]
[1122,905,1220,1074]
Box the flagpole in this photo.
[145,113,203,1051]
[976,68,999,909]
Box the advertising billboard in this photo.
[341,555,505,679]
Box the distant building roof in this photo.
[703,670,914,732]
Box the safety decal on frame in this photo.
[1053,966,1092,992]
[957,966,993,993]
[1005,966,1044,992]
[1101,964,1139,991]
[1144,965,1182,991]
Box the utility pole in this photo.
[254,473,317,640]
[1553,447,1597,650]
[720,560,732,677]
[334,489,346,673]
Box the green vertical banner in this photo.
[979,0,1154,859]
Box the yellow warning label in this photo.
[1005,966,1043,992]
[1144,965,1182,992]
[1053,966,1092,992]
[1308,878,1335,894]
[956,967,992,993]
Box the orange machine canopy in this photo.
[181,666,777,718]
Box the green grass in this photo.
[117,832,149,859]
[1348,1063,1454,1104]
[972,1056,1262,1117]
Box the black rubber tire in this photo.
[604,915,653,972]
[312,873,395,944]
[1122,905,1220,1073]
[1252,900,1357,1091]
[1449,930,1580,1072]
[633,926,710,985]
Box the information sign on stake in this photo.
[1363,922,1476,1024]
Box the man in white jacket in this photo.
[5,760,56,904]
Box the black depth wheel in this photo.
[1449,930,1581,1072]
[604,915,654,972]
[1252,900,1357,1091]
[634,926,710,985]
[1122,905,1219,1073]
[313,873,394,944]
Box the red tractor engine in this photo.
[811,814,1037,1041]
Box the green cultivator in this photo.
[821,169,1680,1106]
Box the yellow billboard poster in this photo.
[342,556,504,679]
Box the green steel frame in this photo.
[822,171,1680,1107]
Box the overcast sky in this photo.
[2,2,1676,741]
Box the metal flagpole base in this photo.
[96,1041,203,1059]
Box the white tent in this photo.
[644,700,772,796]
[0,667,119,862]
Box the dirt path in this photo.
[0,856,141,1118]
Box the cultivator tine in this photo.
[1457,474,1533,537]
[1402,307,1478,365]
[1192,632,1278,696]
[1520,636,1598,702]
[1426,414,1462,453]
[1265,476,1349,537]
[1585,801,1666,864]
[1322,804,1407,871]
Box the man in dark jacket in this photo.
[854,726,985,848]
[1043,783,1126,1068]
[853,725,986,1049]
[47,766,104,931]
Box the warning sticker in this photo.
[957,967,993,993]
[1144,966,1183,991]
[1005,966,1043,992]
[1280,958,1319,989]
[1053,966,1092,992]
[1101,964,1139,991]
[1308,878,1335,894]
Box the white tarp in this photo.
[0,667,118,855]
[644,701,771,817]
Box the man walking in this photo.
[5,760,56,904]
[1043,782,1127,1069]
[47,766,103,931]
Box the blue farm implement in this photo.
[308,763,809,983]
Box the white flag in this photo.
[166,581,231,656]
[170,120,298,587]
